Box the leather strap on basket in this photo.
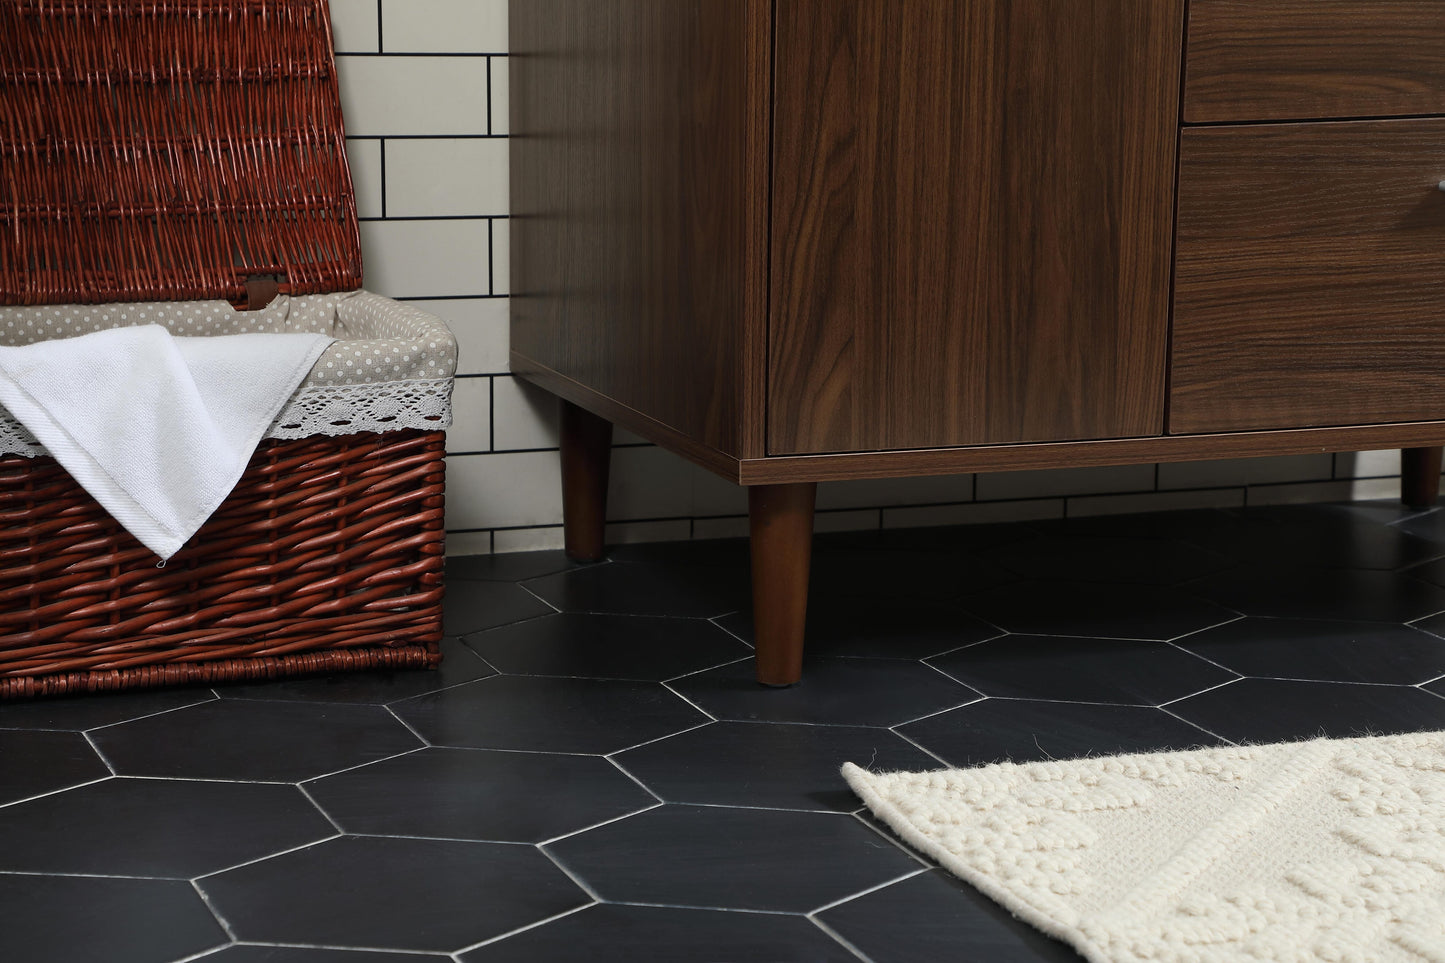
[0,0,363,306]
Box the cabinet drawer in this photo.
[1170,120,1445,434]
[1185,1,1445,122]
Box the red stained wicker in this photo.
[0,0,362,307]
[0,1,446,698]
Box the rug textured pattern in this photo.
[844,732,1445,962]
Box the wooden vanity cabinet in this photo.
[510,0,1445,685]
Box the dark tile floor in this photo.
[7,500,1445,962]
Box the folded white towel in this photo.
[0,324,333,560]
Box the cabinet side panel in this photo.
[769,0,1181,455]
[509,0,765,459]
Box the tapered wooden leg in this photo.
[1401,446,1443,509]
[749,483,816,687]
[560,400,613,562]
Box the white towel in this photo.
[0,324,333,560]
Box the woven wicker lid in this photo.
[0,0,362,307]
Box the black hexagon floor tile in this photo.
[0,686,214,732]
[670,657,977,728]
[1400,556,1445,590]
[216,638,495,705]
[927,635,1237,706]
[444,578,555,635]
[447,549,580,582]
[992,534,1235,585]
[1027,509,1234,541]
[198,947,448,962]
[391,675,709,754]
[462,612,750,681]
[607,537,753,569]
[522,561,750,618]
[1175,617,1445,684]
[1167,504,1443,570]
[897,699,1222,768]
[1166,678,1445,744]
[816,522,1036,555]
[304,747,656,842]
[1426,676,1445,698]
[817,870,1083,963]
[200,836,588,953]
[715,596,1001,660]
[1184,567,1445,622]
[1391,508,1445,545]
[612,721,939,812]
[0,728,110,805]
[807,548,1016,602]
[959,580,1235,641]
[0,872,226,963]
[461,903,856,962]
[90,700,422,781]
[0,778,334,877]
[545,804,918,913]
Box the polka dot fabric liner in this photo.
[0,291,456,457]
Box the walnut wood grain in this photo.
[560,400,613,562]
[1185,1,1445,123]
[749,484,816,686]
[767,0,1181,455]
[509,0,770,460]
[736,422,1445,485]
[1401,447,1444,509]
[1172,121,1445,435]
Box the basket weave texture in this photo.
[0,1,445,698]
[0,431,446,699]
[0,0,361,306]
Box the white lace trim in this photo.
[268,378,453,439]
[0,378,453,458]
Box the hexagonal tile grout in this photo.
[79,729,116,775]
[166,946,232,962]
[293,742,433,785]
[806,867,932,918]
[0,774,112,812]
[1159,639,1243,680]
[534,845,606,903]
[886,693,987,730]
[1154,705,1237,747]
[600,756,666,806]
[384,702,439,747]
[535,801,668,849]
[808,914,875,962]
[706,613,756,648]
[1161,614,1248,642]
[452,901,599,956]
[188,877,239,942]
[848,812,938,869]
[191,833,344,885]
[884,730,952,770]
[0,867,183,881]
[295,782,347,836]
[78,693,221,733]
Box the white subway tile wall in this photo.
[332,1,1433,555]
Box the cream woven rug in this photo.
[843,731,1445,962]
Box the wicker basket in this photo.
[0,1,447,698]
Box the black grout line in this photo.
[336,50,509,57]
[378,138,387,219]
[486,54,494,135]
[487,218,496,295]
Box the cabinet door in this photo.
[768,0,1182,455]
